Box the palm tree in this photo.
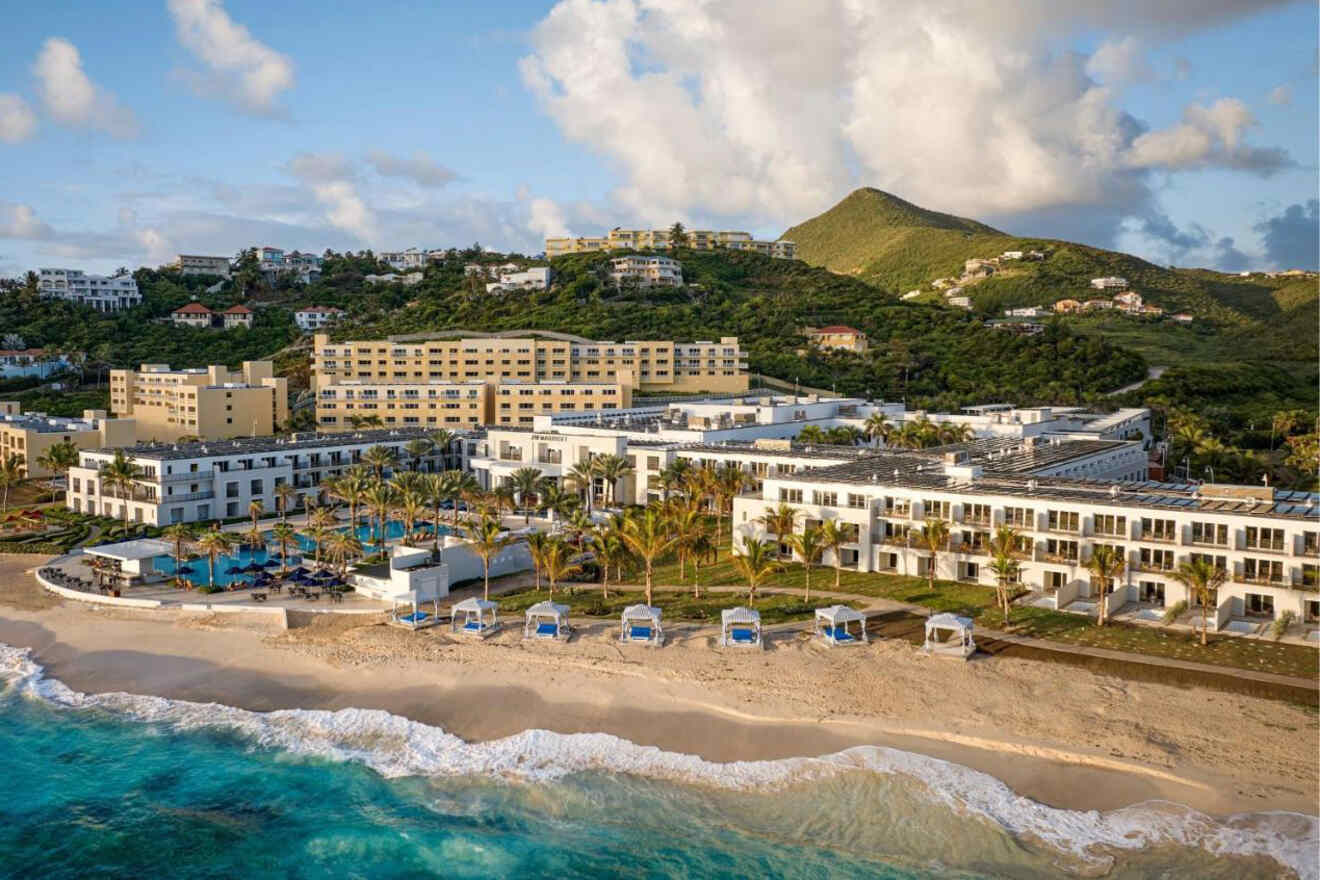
[364,482,398,551]
[270,522,296,576]
[100,450,140,524]
[526,530,552,592]
[326,530,363,577]
[594,454,634,507]
[449,471,480,525]
[590,525,625,599]
[757,502,798,556]
[509,466,544,523]
[537,479,578,524]
[1085,543,1126,628]
[490,484,517,520]
[669,506,706,582]
[302,505,337,568]
[161,523,195,587]
[688,531,714,598]
[619,506,677,606]
[541,536,581,599]
[394,487,427,543]
[35,439,80,500]
[1270,410,1299,452]
[918,519,950,590]
[787,525,825,601]
[404,437,435,471]
[248,500,264,536]
[987,526,1022,623]
[797,424,826,444]
[817,518,850,590]
[362,444,398,481]
[329,468,372,534]
[863,412,891,446]
[566,460,598,513]
[195,528,236,589]
[466,516,511,600]
[732,536,780,605]
[0,453,25,514]
[274,482,297,521]
[711,464,751,554]
[658,458,692,501]
[1168,557,1226,646]
[428,428,456,469]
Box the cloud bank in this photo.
[0,94,37,144]
[519,0,1294,261]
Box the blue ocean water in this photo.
[0,645,1314,880]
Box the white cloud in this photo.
[1085,36,1154,85]
[0,202,54,239]
[520,0,1292,238]
[1125,98,1288,172]
[0,94,37,143]
[32,38,138,137]
[1268,84,1292,105]
[367,151,457,188]
[284,153,377,242]
[167,0,294,114]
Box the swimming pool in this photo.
[156,519,451,588]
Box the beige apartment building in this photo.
[546,228,795,260]
[110,361,288,443]
[310,333,746,429]
[0,403,136,478]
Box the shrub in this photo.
[1271,610,1296,640]
[1162,600,1188,625]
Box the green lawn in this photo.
[644,556,1320,679]
[495,583,851,625]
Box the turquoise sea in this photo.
[0,644,1314,879]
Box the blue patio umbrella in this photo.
[242,562,265,573]
[290,566,310,577]
[177,565,196,575]
[262,559,280,568]
[224,565,244,575]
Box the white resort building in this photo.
[38,268,141,312]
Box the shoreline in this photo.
[1,555,1316,820]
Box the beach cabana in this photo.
[923,613,975,659]
[719,607,762,649]
[451,597,500,638]
[814,605,867,646]
[523,601,571,641]
[619,604,663,646]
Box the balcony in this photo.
[1133,560,1174,575]
[1242,541,1287,556]
[1237,571,1286,587]
[1037,550,1079,565]
[1140,533,1177,545]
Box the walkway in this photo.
[1106,364,1167,396]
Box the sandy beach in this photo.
[1,553,1316,819]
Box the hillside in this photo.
[782,188,1014,292]
[784,188,1318,340]
[342,248,1145,407]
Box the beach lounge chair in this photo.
[452,598,499,638]
[815,606,867,647]
[620,605,663,646]
[720,607,762,649]
[252,592,267,602]
[523,602,571,641]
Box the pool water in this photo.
[155,520,449,588]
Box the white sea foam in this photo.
[3,643,1316,879]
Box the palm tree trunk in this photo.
[804,565,810,603]
[644,563,653,606]
[834,561,841,590]
[483,561,490,600]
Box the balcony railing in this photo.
[1133,561,1174,574]
[1242,541,1287,555]
[1037,551,1079,565]
[1237,571,1286,586]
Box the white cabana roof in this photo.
[84,539,175,561]
[721,607,760,626]
[621,604,661,623]
[525,601,569,619]
[453,597,497,613]
[815,605,865,625]
[926,613,973,631]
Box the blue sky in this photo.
[0,0,1315,276]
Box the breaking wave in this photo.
[2,643,1315,878]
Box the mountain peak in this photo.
[819,188,1003,235]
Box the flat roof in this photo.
[85,427,458,462]
[86,538,174,560]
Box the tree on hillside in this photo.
[668,222,688,250]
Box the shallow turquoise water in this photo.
[153,520,448,587]
[0,645,1314,879]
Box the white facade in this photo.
[364,272,423,286]
[735,463,1320,627]
[39,269,141,312]
[380,248,428,271]
[1005,306,1047,318]
[610,256,683,287]
[257,248,322,284]
[1090,276,1128,290]
[295,307,345,331]
[486,266,551,293]
[65,428,463,526]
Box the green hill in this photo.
[782,188,1013,292]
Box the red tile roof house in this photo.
[221,305,254,329]
[171,302,215,328]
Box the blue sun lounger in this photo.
[629,625,652,640]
